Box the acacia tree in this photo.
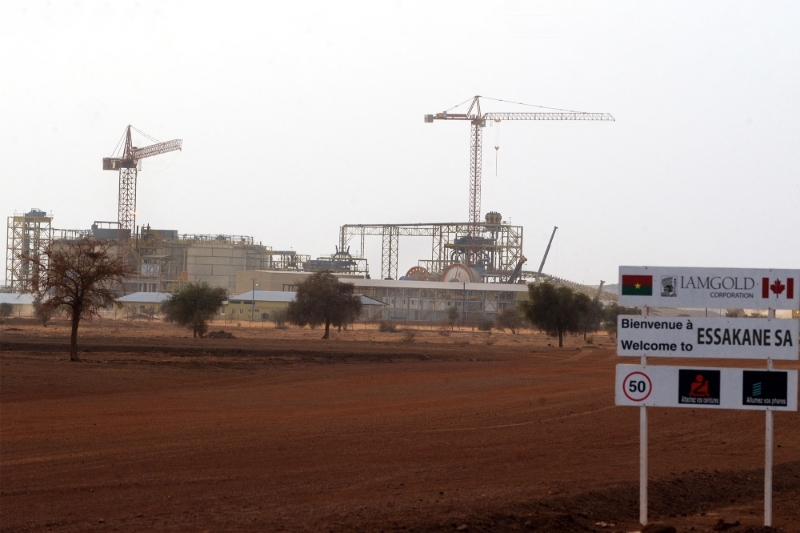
[519,281,592,347]
[162,282,228,338]
[271,308,288,329]
[495,307,525,334]
[579,297,605,340]
[602,302,641,339]
[286,271,362,339]
[447,306,460,331]
[33,294,53,326]
[23,238,130,361]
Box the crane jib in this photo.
[102,139,183,170]
[426,112,614,122]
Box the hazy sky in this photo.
[2,1,799,285]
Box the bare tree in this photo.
[23,238,130,361]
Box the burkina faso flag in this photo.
[621,275,653,296]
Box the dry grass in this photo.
[0,315,615,349]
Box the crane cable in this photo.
[110,128,127,158]
[480,96,584,113]
[131,126,159,143]
[110,126,160,157]
[443,95,586,114]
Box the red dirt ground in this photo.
[2,319,799,532]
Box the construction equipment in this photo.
[596,280,606,299]
[103,125,182,243]
[507,255,527,284]
[425,96,613,265]
[537,226,558,279]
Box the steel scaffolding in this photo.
[338,216,524,282]
[5,210,52,291]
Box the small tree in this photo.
[286,271,362,339]
[447,306,460,331]
[580,298,604,340]
[0,302,13,319]
[495,307,525,334]
[519,282,592,347]
[22,238,130,361]
[602,302,642,339]
[477,317,493,331]
[163,282,228,338]
[33,294,52,326]
[271,308,288,329]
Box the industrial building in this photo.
[4,115,618,319]
[233,269,610,324]
[225,291,386,322]
[115,292,172,317]
[0,293,36,317]
[5,207,615,326]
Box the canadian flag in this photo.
[762,277,795,299]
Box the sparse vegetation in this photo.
[601,302,642,339]
[401,329,416,343]
[495,307,525,334]
[519,281,593,348]
[163,282,228,338]
[271,308,289,329]
[21,237,131,360]
[0,302,13,319]
[580,298,604,340]
[447,306,460,331]
[286,271,362,339]
[477,317,493,331]
[379,320,398,333]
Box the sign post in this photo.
[640,306,648,526]
[616,266,799,527]
[766,308,775,526]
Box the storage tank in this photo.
[485,211,502,226]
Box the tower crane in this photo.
[425,95,613,265]
[103,125,182,242]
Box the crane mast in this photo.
[425,95,613,266]
[103,125,182,244]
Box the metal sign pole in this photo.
[765,307,775,527]
[640,305,648,526]
[765,395,773,526]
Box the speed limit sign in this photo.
[621,370,652,403]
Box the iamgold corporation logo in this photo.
[661,276,677,297]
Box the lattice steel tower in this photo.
[425,96,614,265]
[5,209,52,291]
[103,126,182,243]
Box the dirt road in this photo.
[2,320,799,532]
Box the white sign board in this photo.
[617,316,799,360]
[618,266,800,310]
[615,364,798,410]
